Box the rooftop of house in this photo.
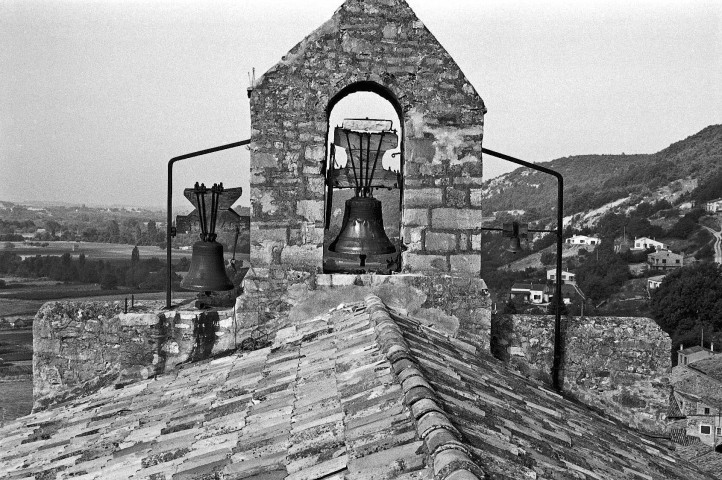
[510,282,544,292]
[648,275,666,282]
[649,250,682,259]
[0,293,715,480]
[680,345,718,356]
[687,355,722,381]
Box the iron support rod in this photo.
[481,147,564,391]
[166,139,250,309]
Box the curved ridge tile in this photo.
[364,294,485,480]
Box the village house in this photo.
[633,236,669,251]
[510,282,545,304]
[546,268,575,283]
[705,198,722,213]
[670,354,722,457]
[679,344,720,366]
[565,234,601,246]
[648,249,684,271]
[647,274,665,290]
[545,282,586,305]
[510,282,585,305]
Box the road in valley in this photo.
[702,225,722,264]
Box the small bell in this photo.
[181,241,233,292]
[505,236,523,254]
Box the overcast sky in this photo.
[1,0,720,210]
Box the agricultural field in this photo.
[0,329,33,424]
[0,241,194,262]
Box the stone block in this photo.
[297,200,324,223]
[446,187,467,207]
[251,226,288,244]
[450,254,481,275]
[471,233,482,250]
[405,188,443,207]
[404,253,449,273]
[254,152,279,169]
[470,189,483,207]
[306,176,325,196]
[280,244,323,267]
[251,240,285,266]
[304,145,325,162]
[403,209,430,227]
[431,208,483,230]
[402,227,424,252]
[455,177,485,186]
[425,232,457,252]
[119,313,159,327]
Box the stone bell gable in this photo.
[249,0,487,275]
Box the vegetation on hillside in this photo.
[650,263,722,363]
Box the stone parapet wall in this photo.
[32,301,256,411]
[493,314,671,432]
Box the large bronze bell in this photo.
[329,196,396,256]
[181,240,234,291]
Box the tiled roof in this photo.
[668,393,685,419]
[681,345,709,355]
[510,283,542,291]
[0,293,715,479]
[688,355,722,381]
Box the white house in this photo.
[705,198,722,213]
[647,274,665,290]
[632,237,668,251]
[547,269,575,283]
[566,234,601,246]
[510,283,545,304]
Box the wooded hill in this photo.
[482,125,722,221]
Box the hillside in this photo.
[482,125,722,221]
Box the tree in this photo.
[540,251,556,266]
[651,263,722,340]
[45,220,62,238]
[100,271,118,290]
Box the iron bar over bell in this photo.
[165,139,249,309]
[181,182,234,293]
[326,119,398,269]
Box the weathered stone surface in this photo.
[404,208,430,226]
[33,301,250,411]
[431,208,484,230]
[405,188,443,207]
[424,232,457,252]
[404,253,448,272]
[296,200,324,223]
[118,313,159,327]
[492,314,671,433]
[449,254,481,275]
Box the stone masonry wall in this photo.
[32,301,258,411]
[492,314,671,433]
[248,0,486,279]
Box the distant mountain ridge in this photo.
[481,125,722,221]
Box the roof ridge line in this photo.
[364,294,486,480]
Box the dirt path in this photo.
[702,225,722,264]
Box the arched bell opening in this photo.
[322,82,404,274]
